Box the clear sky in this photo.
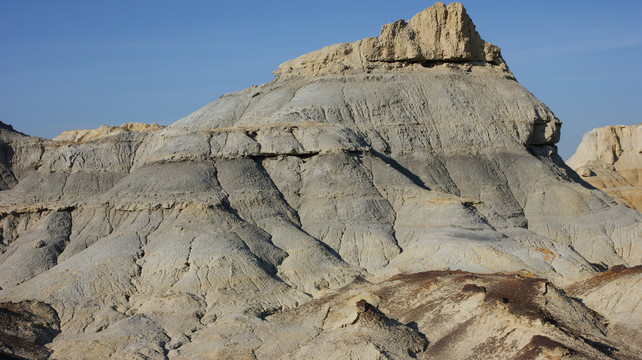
[1,1,641,159]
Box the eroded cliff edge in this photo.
[0,2,640,359]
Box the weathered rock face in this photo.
[567,124,642,211]
[0,2,640,359]
[181,270,623,359]
[53,122,166,143]
[565,265,642,357]
[275,2,508,79]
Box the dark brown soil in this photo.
[512,335,574,360]
[564,265,642,297]
[0,301,60,360]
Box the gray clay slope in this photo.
[0,2,640,359]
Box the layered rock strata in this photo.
[0,2,640,359]
[53,122,166,143]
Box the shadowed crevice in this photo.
[371,151,430,191]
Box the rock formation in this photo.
[567,124,642,211]
[0,2,640,359]
[53,122,166,143]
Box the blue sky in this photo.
[1,1,640,159]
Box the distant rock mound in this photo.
[54,122,165,143]
[567,124,642,211]
[0,2,640,359]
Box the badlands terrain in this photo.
[1,2,640,359]
[568,124,642,212]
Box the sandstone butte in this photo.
[567,124,642,212]
[0,2,640,359]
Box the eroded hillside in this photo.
[0,2,640,359]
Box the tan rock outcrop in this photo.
[567,124,642,210]
[275,2,509,79]
[54,122,165,143]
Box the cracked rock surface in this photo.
[0,2,640,359]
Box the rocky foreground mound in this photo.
[0,2,640,359]
[567,124,642,211]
